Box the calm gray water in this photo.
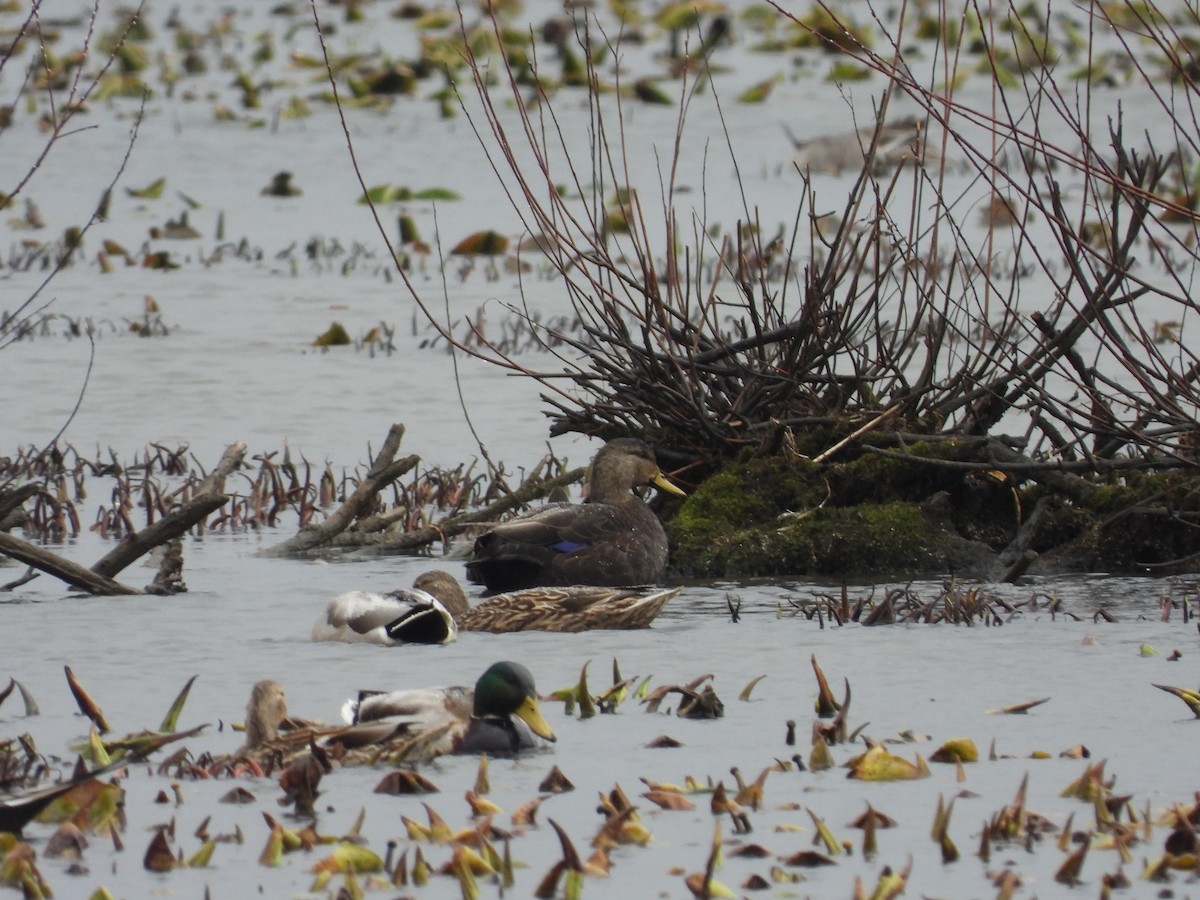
[3,551,1196,897]
[4,0,1200,897]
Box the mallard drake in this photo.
[337,661,556,756]
[417,569,682,633]
[312,584,470,645]
[466,438,685,591]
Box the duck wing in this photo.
[329,685,473,754]
[343,685,471,725]
[383,600,458,645]
[313,589,456,645]
[460,586,681,632]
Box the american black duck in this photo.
[466,438,684,591]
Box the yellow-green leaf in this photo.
[187,840,216,868]
[737,78,775,103]
[160,674,198,733]
[126,177,166,199]
[929,738,978,764]
[413,187,460,201]
[846,746,930,781]
[313,323,351,347]
[310,842,384,874]
[826,61,872,82]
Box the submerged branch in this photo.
[90,494,228,579]
[0,532,140,596]
[327,464,586,553]
[260,424,418,557]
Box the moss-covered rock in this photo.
[665,446,1200,577]
[668,451,997,577]
[675,500,971,577]
[668,454,826,563]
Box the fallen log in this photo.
[91,493,227,579]
[0,533,138,596]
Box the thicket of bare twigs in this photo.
[10,0,1200,583]
[442,0,1200,486]
[319,0,1200,576]
[0,2,146,354]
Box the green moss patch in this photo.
[668,451,969,577]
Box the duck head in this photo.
[474,661,556,742]
[588,438,685,503]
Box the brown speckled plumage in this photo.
[416,570,682,633]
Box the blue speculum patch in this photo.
[551,540,588,553]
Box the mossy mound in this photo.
[666,447,1200,578]
[668,449,994,578]
[672,498,964,578]
[1032,473,1200,572]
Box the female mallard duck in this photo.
[466,438,685,591]
[338,661,555,756]
[239,680,290,754]
[312,583,470,646]
[417,569,682,633]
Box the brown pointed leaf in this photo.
[451,230,508,256]
[849,804,897,829]
[1055,839,1088,885]
[729,842,772,857]
[645,734,682,748]
[375,771,439,794]
[642,790,695,811]
[534,859,565,899]
[143,829,176,872]
[812,656,839,718]
[64,666,111,733]
[739,675,766,701]
[548,818,583,872]
[512,796,541,827]
[781,849,837,867]
[538,765,575,794]
[990,697,1050,715]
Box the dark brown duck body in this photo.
[466,438,684,591]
